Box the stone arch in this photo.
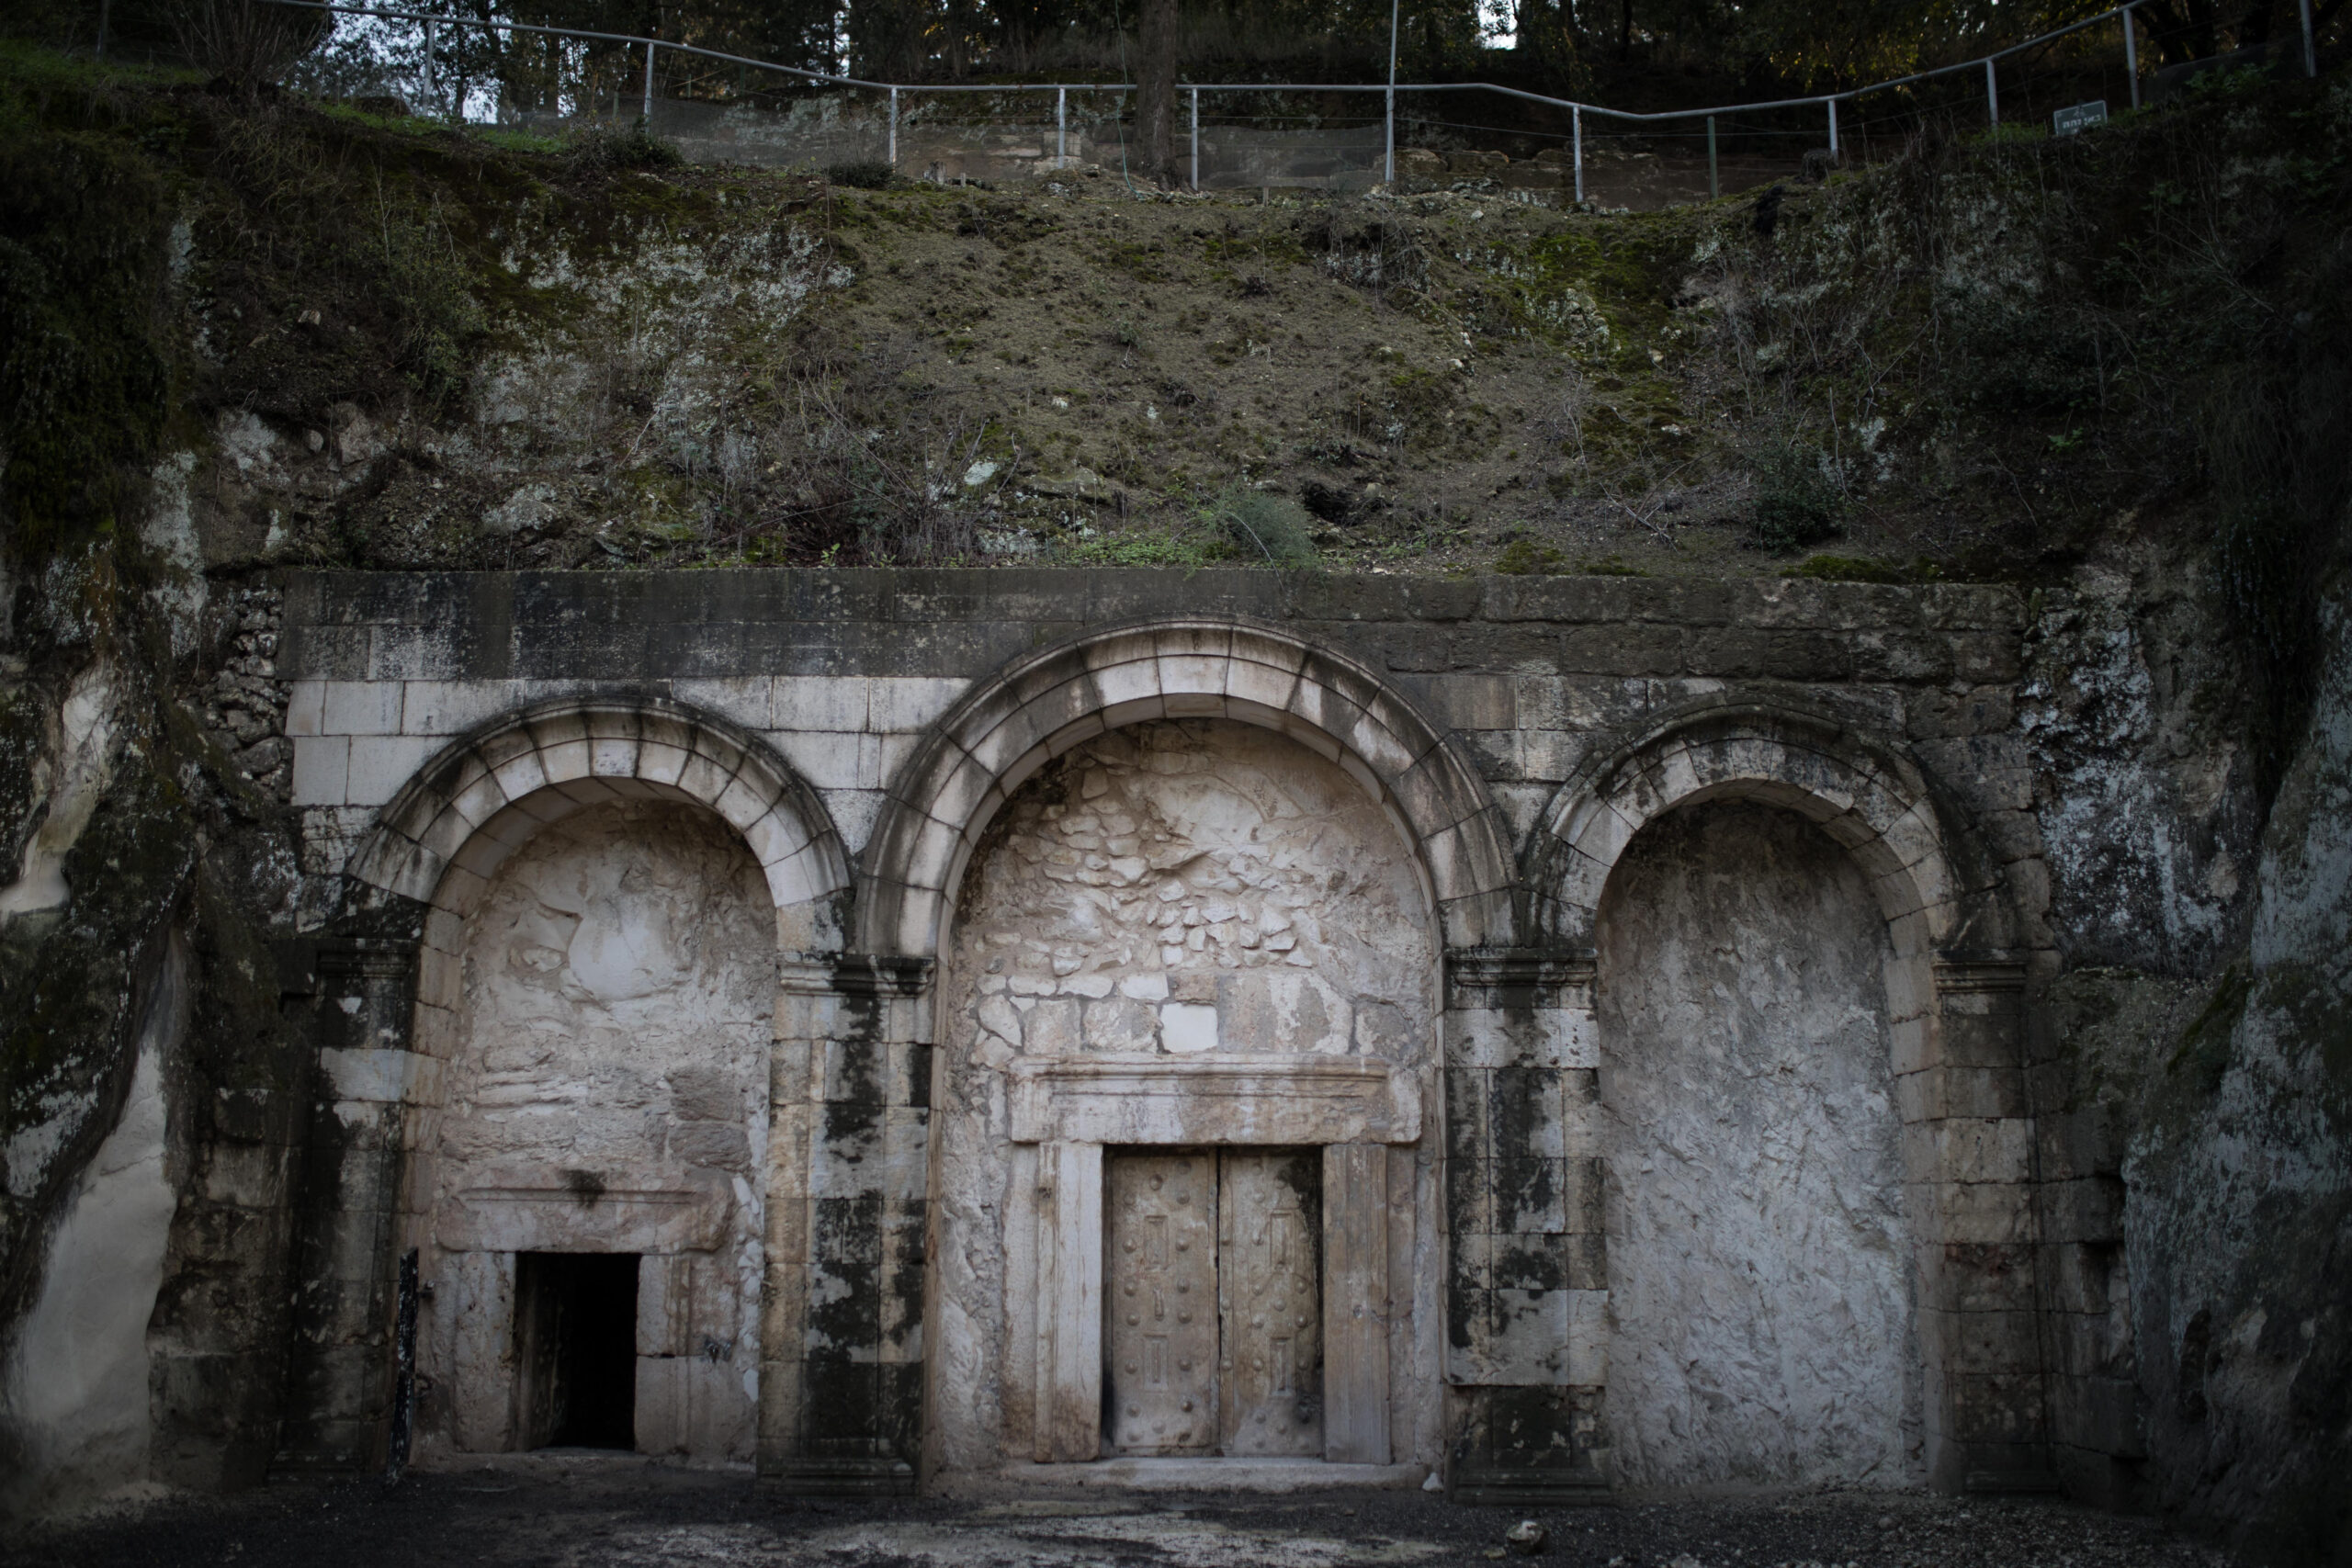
[858,618,1515,960]
[340,698,848,1462]
[346,696,850,1083]
[1531,696,2015,961]
[349,696,852,942]
[1528,697,2046,1491]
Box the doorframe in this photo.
[1029,1132,1401,1466]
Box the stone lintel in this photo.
[1008,1055,1419,1145]
[436,1166,735,1254]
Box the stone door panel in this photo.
[1102,1148,1322,1459]
[1219,1149,1323,1456]
[1105,1153,1219,1454]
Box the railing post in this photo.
[1828,97,1839,158]
[1572,105,1584,204]
[1057,86,1067,168]
[2123,6,2142,109]
[2301,0,2318,75]
[1706,115,1718,198]
[888,85,899,170]
[1385,0,1400,184]
[1190,86,1199,191]
[643,40,656,122]
[1985,57,1999,127]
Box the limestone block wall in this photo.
[266,567,2098,1503]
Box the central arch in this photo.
[861,620,1513,1481]
[861,619,1516,961]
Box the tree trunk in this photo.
[1137,0,1179,186]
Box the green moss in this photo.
[1790,554,1939,584]
[0,125,176,562]
[1495,538,1566,574]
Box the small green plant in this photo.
[566,120,684,171]
[1058,531,1216,567]
[1750,441,1845,552]
[1495,538,1566,574]
[1214,489,1319,567]
[827,160,895,189]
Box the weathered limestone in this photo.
[935,721,1441,1480]
[413,799,774,1462]
[1597,801,1921,1491]
[760,953,932,1494]
[0,934,187,1517]
[261,574,2078,1506]
[1441,949,1611,1504]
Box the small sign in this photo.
[2053,100,2109,136]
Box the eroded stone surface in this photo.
[420,799,775,1461]
[1596,800,1920,1491]
[933,719,1441,1474]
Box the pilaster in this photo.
[1440,947,1611,1504]
[759,953,932,1495]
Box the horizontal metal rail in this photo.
[265,0,2161,118]
[258,0,2320,194]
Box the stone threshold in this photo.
[978,1459,1432,1492]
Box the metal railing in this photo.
[259,0,2328,202]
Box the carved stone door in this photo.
[1102,1148,1323,1459]
[1106,1153,1219,1454]
[1218,1150,1323,1456]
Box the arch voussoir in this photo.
[858,616,1513,957]
[344,697,850,945]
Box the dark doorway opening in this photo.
[514,1252,639,1450]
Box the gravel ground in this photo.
[4,1460,2233,1568]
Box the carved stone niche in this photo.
[433,1165,749,1457]
[1011,1055,1418,1471]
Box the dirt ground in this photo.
[6,1460,2233,1568]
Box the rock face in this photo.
[2,560,2340,1562]
[0,936,187,1517]
[933,720,1440,1474]
[2114,593,2352,1561]
[1598,802,1919,1491]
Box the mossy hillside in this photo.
[9,46,2348,589]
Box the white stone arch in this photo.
[345,696,853,1070]
[857,618,1516,961]
[1527,696,2043,1490]
[1532,696,2018,1012]
[339,697,851,1462]
[863,618,1508,1474]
